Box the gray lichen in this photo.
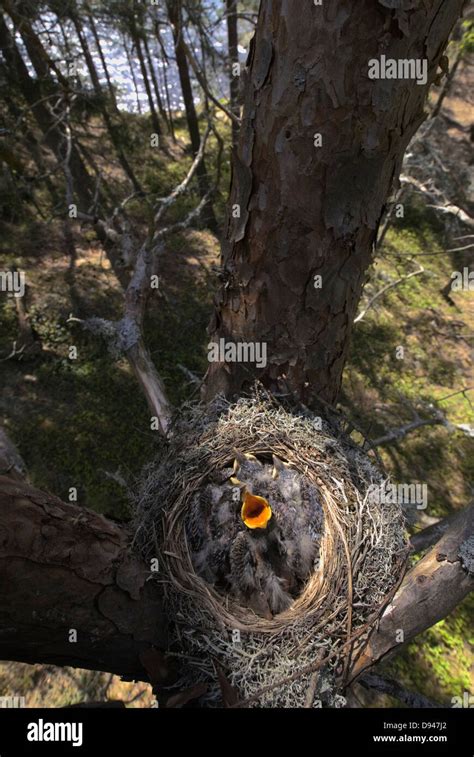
[83,316,140,358]
[458,535,474,576]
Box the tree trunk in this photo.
[2,0,68,88]
[71,13,143,193]
[142,31,170,133]
[86,7,119,113]
[226,0,240,148]
[3,93,60,206]
[129,18,162,138]
[204,0,466,406]
[166,0,202,155]
[0,14,94,213]
[123,32,143,114]
[0,13,134,290]
[166,0,217,229]
[0,476,167,680]
[155,20,176,142]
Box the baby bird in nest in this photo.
[186,452,323,619]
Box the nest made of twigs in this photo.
[133,392,408,707]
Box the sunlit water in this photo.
[13,11,248,114]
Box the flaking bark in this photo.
[204,0,466,405]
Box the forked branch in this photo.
[349,504,474,681]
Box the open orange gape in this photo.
[241,491,272,529]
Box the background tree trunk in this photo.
[204,0,466,405]
[71,12,143,193]
[129,12,162,138]
[167,0,217,229]
[86,6,119,113]
[155,18,177,142]
[226,0,240,148]
[123,32,143,114]
[143,31,170,133]
[0,14,94,212]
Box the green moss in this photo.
[10,351,152,516]
[344,198,473,514]
[0,297,18,352]
[386,595,474,704]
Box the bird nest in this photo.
[133,393,408,707]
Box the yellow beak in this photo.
[241,491,272,530]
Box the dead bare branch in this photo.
[400,174,474,229]
[154,122,211,226]
[354,264,425,324]
[349,504,474,681]
[368,406,451,449]
[152,191,213,247]
[69,241,172,435]
[68,108,221,433]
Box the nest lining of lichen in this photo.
[132,392,408,707]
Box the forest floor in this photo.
[0,61,472,707]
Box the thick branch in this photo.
[0,476,167,680]
[349,504,474,681]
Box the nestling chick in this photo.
[186,452,324,618]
